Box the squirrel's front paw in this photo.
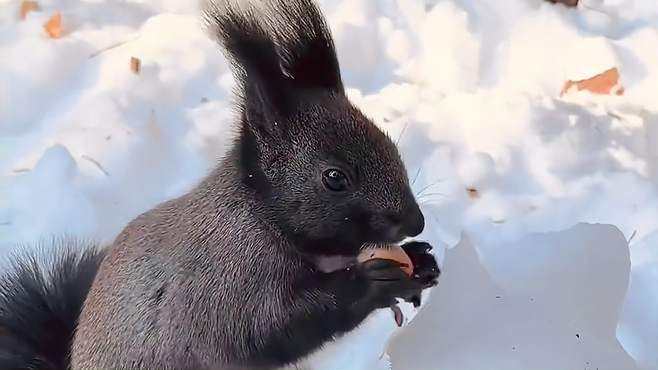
[400,241,440,287]
[357,258,424,309]
[396,241,440,307]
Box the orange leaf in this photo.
[44,12,62,39]
[20,0,40,19]
[130,57,141,74]
[561,67,623,97]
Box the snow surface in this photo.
[2,0,658,369]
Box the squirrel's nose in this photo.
[383,201,425,240]
[401,201,424,237]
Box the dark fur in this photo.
[0,241,105,370]
[0,1,439,369]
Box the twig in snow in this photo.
[81,155,110,176]
[88,34,140,59]
[579,0,616,17]
[606,110,623,121]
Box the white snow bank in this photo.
[618,230,658,370]
[2,0,658,369]
[390,223,637,370]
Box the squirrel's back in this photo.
[71,168,305,369]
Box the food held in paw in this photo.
[357,244,413,276]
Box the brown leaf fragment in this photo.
[546,0,578,6]
[130,56,141,74]
[44,12,62,39]
[20,1,40,19]
[466,188,480,200]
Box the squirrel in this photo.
[0,0,440,369]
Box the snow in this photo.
[391,225,637,370]
[2,0,658,369]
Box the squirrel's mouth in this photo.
[313,242,402,273]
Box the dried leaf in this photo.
[561,67,624,96]
[467,188,480,200]
[44,12,62,39]
[130,56,141,74]
[20,0,40,19]
[546,0,578,7]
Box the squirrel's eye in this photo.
[322,169,349,192]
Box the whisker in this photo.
[411,166,422,186]
[418,199,447,207]
[422,208,444,235]
[396,121,410,146]
[418,192,447,199]
[418,191,452,205]
[360,242,393,251]
[414,179,445,197]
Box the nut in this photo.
[357,244,413,276]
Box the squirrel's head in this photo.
[205,0,423,255]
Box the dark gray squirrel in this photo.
[0,0,440,369]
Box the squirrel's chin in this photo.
[313,255,358,273]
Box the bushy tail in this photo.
[0,241,105,370]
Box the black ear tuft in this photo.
[267,0,344,94]
[203,0,344,128]
[203,1,296,123]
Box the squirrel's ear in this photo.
[204,3,295,136]
[204,0,344,135]
[269,0,344,94]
